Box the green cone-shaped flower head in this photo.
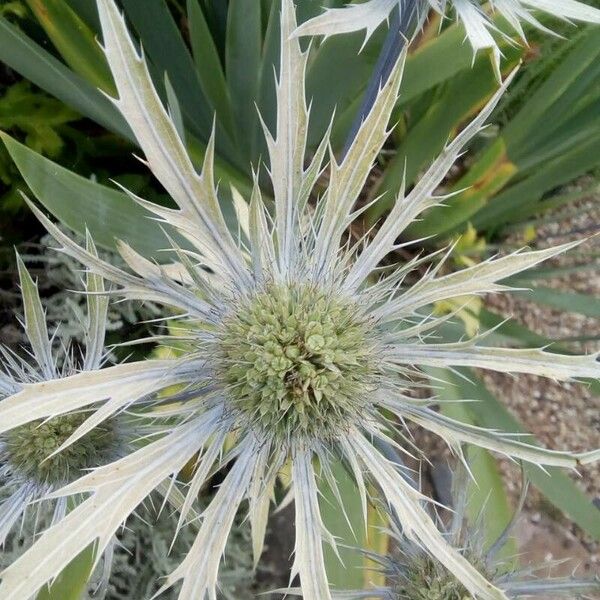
[219,283,377,440]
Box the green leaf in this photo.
[473,133,600,231]
[0,15,255,216]
[402,26,600,239]
[64,0,101,32]
[438,367,600,540]
[319,459,366,589]
[187,0,235,137]
[435,372,515,557]
[35,544,95,600]
[0,16,132,141]
[497,186,598,228]
[509,286,600,319]
[399,23,492,108]
[25,0,114,93]
[465,446,515,559]
[368,42,522,222]
[252,0,280,162]
[501,27,600,160]
[1,132,185,260]
[226,0,262,161]
[306,29,384,148]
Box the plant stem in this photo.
[342,0,421,158]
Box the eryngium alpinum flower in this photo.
[295,0,600,75]
[0,244,132,547]
[340,472,600,599]
[0,0,598,598]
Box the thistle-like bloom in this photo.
[295,0,600,74]
[0,1,598,599]
[0,244,131,546]
[341,473,600,600]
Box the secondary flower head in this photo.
[0,246,130,546]
[343,471,600,599]
[294,0,600,76]
[0,1,598,599]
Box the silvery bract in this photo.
[0,241,133,547]
[0,0,598,599]
[295,0,600,75]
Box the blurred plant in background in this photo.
[21,230,161,354]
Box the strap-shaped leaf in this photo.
[187,0,235,137]
[1,133,182,260]
[0,16,131,140]
[226,0,262,161]
[25,0,114,92]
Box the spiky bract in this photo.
[295,0,600,76]
[0,243,139,561]
[394,557,479,600]
[343,471,600,600]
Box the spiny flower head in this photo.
[345,472,600,600]
[0,246,133,548]
[295,0,600,76]
[0,1,598,599]
[219,282,377,440]
[4,413,119,487]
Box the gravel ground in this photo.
[480,191,600,591]
[402,190,600,595]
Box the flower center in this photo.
[219,284,376,440]
[395,554,487,600]
[4,413,118,486]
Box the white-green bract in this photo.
[0,0,599,598]
[295,0,600,75]
[0,242,132,548]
